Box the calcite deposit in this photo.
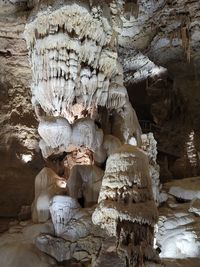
[156,177,200,260]
[1,0,200,267]
[21,0,159,266]
[141,133,162,205]
[93,145,160,266]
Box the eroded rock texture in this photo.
[0,11,42,217]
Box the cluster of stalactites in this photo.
[25,1,125,50]
[24,1,129,119]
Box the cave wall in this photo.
[120,0,200,181]
[0,11,43,217]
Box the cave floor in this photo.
[0,218,14,234]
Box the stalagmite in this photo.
[92,145,161,266]
[32,167,67,223]
[141,133,161,205]
[49,195,80,236]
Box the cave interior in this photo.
[0,0,200,267]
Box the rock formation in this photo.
[1,0,199,266]
[156,177,200,261]
[92,144,161,266]
[141,133,161,205]
[3,0,158,266]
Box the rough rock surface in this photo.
[0,11,42,217]
[0,220,57,267]
[163,176,200,200]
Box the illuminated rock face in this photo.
[156,177,200,260]
[23,0,159,266]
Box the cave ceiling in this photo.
[0,0,199,83]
